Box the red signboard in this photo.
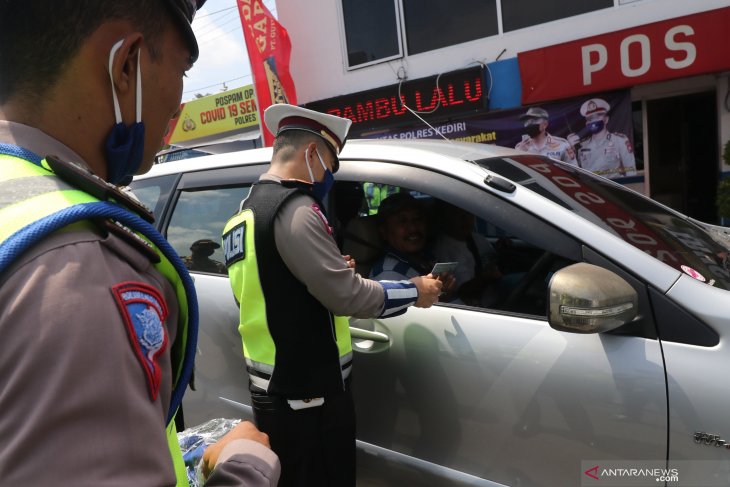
[518,7,730,104]
[237,0,297,146]
[304,66,486,133]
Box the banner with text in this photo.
[164,85,258,146]
[362,90,637,180]
[237,0,297,146]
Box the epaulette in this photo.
[45,155,154,223]
[45,155,160,262]
[102,219,161,263]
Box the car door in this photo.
[132,164,267,424]
[335,160,668,487]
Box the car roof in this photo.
[138,139,523,180]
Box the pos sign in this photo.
[518,7,730,104]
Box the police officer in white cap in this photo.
[515,106,577,165]
[568,98,637,178]
[222,104,443,486]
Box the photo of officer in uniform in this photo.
[569,98,637,179]
[515,107,577,165]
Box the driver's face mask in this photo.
[105,40,146,185]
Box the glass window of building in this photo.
[402,0,498,55]
[501,0,613,32]
[342,0,402,68]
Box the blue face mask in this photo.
[105,40,145,185]
[305,147,335,201]
[587,120,605,134]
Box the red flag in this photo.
[237,0,297,146]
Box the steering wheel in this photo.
[500,250,555,311]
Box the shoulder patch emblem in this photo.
[112,282,169,401]
[310,203,333,236]
[222,221,246,267]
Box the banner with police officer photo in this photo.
[363,90,638,180]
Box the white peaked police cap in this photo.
[580,98,611,118]
[265,104,352,164]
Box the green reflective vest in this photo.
[0,150,190,486]
[223,181,352,398]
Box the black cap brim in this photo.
[162,0,201,62]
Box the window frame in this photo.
[334,159,583,318]
[338,0,404,71]
[400,0,499,56]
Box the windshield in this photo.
[478,155,730,290]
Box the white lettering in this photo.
[627,233,657,246]
[582,43,608,85]
[575,192,606,205]
[552,176,580,188]
[665,25,696,70]
[530,163,552,174]
[607,217,636,230]
[620,34,651,78]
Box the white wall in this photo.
[277,0,729,105]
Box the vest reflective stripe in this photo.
[0,175,77,212]
[0,184,98,242]
[0,152,193,486]
[246,351,354,392]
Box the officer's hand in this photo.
[342,254,356,269]
[201,421,271,479]
[567,133,580,147]
[410,274,442,308]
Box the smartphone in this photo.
[430,262,458,278]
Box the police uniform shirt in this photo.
[577,131,637,178]
[261,174,385,318]
[515,133,578,165]
[0,121,279,485]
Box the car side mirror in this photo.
[548,263,638,334]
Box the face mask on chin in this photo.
[305,147,335,201]
[105,39,146,186]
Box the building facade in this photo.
[277,0,730,224]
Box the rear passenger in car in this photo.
[430,201,503,307]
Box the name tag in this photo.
[222,221,246,267]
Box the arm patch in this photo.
[222,221,246,268]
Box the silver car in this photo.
[132,140,730,487]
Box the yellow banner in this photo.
[168,85,259,144]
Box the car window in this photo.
[167,186,250,275]
[127,174,177,222]
[335,176,579,318]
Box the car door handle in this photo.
[349,327,390,343]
